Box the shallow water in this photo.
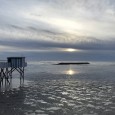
[0,61,115,115]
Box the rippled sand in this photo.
[0,77,115,115]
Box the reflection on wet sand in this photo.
[0,79,26,115]
[0,78,24,92]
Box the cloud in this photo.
[1,48,115,61]
[0,35,115,52]
[0,0,115,61]
[0,0,115,39]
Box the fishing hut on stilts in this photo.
[0,57,27,82]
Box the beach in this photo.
[0,61,115,115]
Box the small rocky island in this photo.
[55,62,90,65]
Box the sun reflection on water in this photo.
[62,65,79,75]
[67,69,75,75]
[65,69,79,75]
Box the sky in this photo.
[0,0,115,61]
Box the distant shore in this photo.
[54,62,90,65]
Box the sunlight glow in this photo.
[61,48,82,52]
[66,48,77,52]
[27,13,83,34]
[67,69,75,75]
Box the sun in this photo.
[62,48,81,52]
[66,48,76,52]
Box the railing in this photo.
[0,60,7,62]
[0,62,9,68]
[0,62,27,68]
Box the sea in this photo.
[0,61,115,115]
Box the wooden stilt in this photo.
[0,57,27,84]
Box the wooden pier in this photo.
[0,57,27,82]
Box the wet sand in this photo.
[0,77,115,115]
[0,62,115,115]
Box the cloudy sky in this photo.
[0,0,115,61]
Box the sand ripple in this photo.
[0,78,115,115]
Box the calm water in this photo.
[0,61,115,115]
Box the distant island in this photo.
[54,62,90,65]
